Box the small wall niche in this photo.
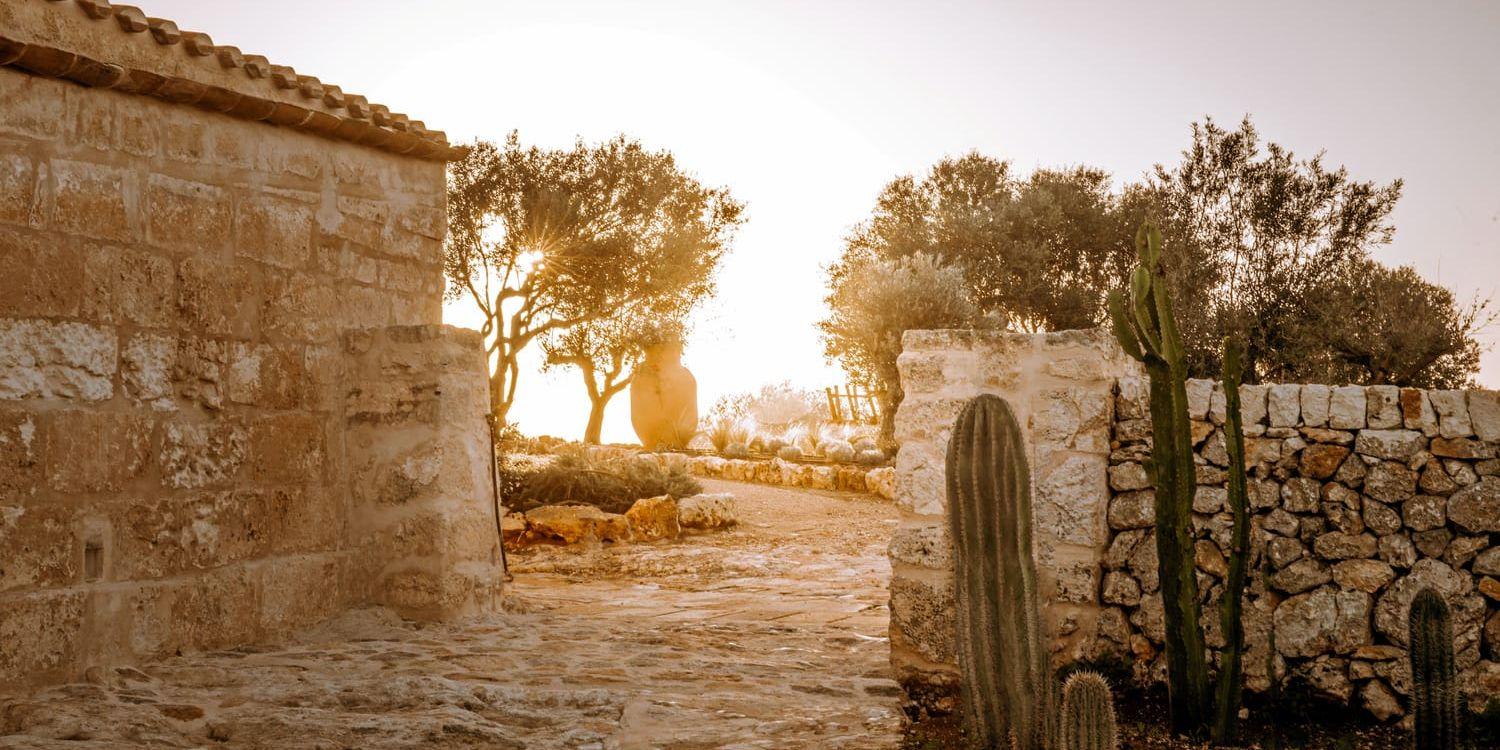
[84,539,104,582]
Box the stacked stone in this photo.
[678,454,897,499]
[1101,379,1500,720]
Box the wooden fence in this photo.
[825,385,881,425]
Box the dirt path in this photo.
[0,480,905,749]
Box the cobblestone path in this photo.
[0,479,905,749]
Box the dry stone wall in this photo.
[0,3,499,689]
[889,327,1500,721]
[1103,378,1500,719]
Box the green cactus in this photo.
[946,394,1051,750]
[1212,335,1252,744]
[1106,221,1210,733]
[1409,588,1461,750]
[1059,671,1118,750]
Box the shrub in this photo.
[507,452,702,514]
[703,417,752,453]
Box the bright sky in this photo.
[150,0,1500,443]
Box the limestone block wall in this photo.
[887,329,1139,716]
[1102,379,1500,718]
[342,326,504,621]
[0,3,494,688]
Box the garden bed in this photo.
[676,453,896,498]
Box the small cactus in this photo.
[1409,587,1461,750]
[1059,671,1118,750]
[776,445,803,461]
[824,440,856,463]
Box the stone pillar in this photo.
[887,328,1139,717]
[341,325,506,621]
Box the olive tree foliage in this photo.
[839,153,1138,332]
[1144,116,1396,379]
[444,133,744,424]
[1292,259,1492,388]
[819,253,996,448]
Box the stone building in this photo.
[889,328,1500,721]
[1,0,503,688]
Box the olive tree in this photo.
[819,252,997,448]
[445,133,744,424]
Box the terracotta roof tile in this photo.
[3,0,462,161]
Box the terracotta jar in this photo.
[630,341,698,450]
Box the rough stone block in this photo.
[262,272,339,342]
[226,341,307,410]
[1354,429,1426,461]
[121,333,174,406]
[1329,386,1367,430]
[678,493,737,530]
[1429,390,1474,439]
[331,195,390,248]
[0,70,65,140]
[894,442,946,517]
[173,336,229,411]
[1267,383,1301,427]
[1273,587,1371,657]
[248,413,327,484]
[236,191,315,269]
[0,319,116,401]
[146,174,231,251]
[1401,388,1439,435]
[889,574,955,665]
[81,243,174,327]
[44,410,153,494]
[0,590,84,685]
[1301,384,1332,427]
[888,521,952,570]
[1035,453,1108,546]
[1240,384,1269,427]
[176,256,260,338]
[625,495,680,541]
[1469,390,1500,443]
[1366,386,1402,429]
[0,153,46,228]
[0,228,82,317]
[158,420,249,489]
[1031,388,1111,453]
[0,409,41,501]
[1185,378,1214,420]
[0,503,78,592]
[1448,477,1500,533]
[118,489,296,579]
[255,553,346,635]
[51,159,136,242]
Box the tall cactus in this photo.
[1106,222,1210,733]
[1212,336,1252,744]
[947,394,1051,750]
[1409,588,1461,750]
[1059,671,1118,750]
